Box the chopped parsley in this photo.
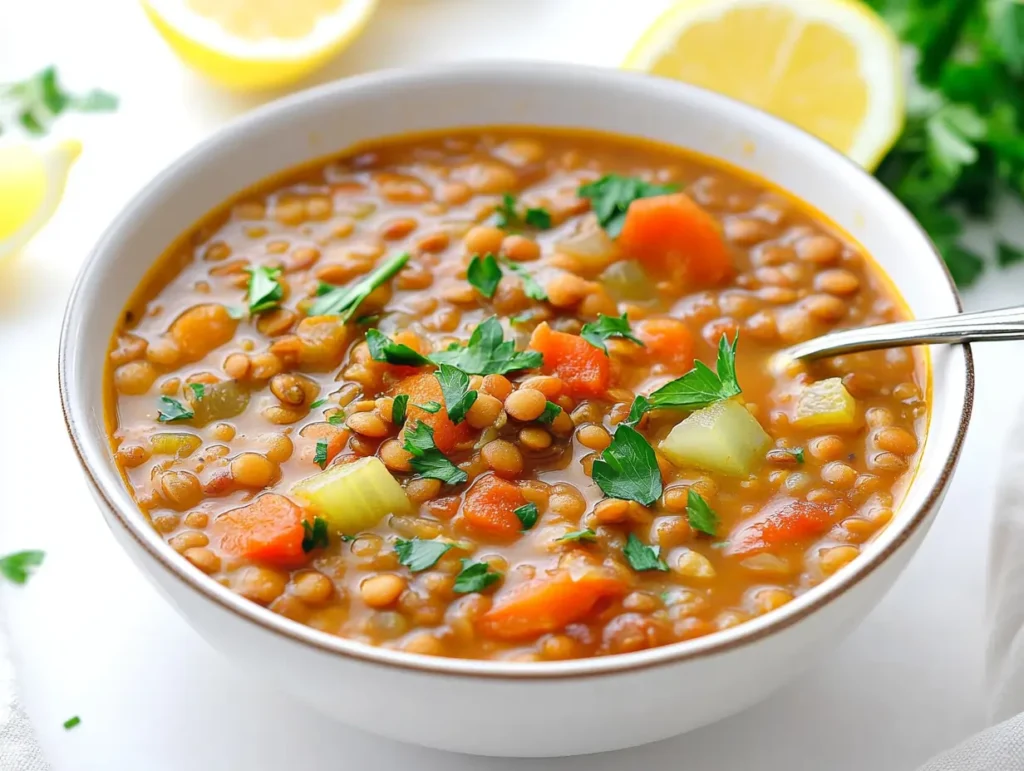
[624,395,651,426]
[494,193,553,230]
[428,316,542,375]
[391,394,409,426]
[467,253,502,298]
[623,533,668,572]
[366,328,431,366]
[157,396,194,423]
[301,516,329,552]
[434,363,478,424]
[788,447,806,464]
[308,251,409,320]
[577,174,677,238]
[0,550,44,584]
[187,382,205,401]
[244,265,283,314]
[453,558,502,593]
[313,440,329,469]
[395,538,453,572]
[309,398,327,409]
[536,401,561,424]
[591,424,663,506]
[327,413,346,425]
[416,401,442,414]
[1,66,117,136]
[580,313,644,354]
[501,258,547,301]
[686,490,719,536]
[63,716,81,731]
[402,421,468,485]
[514,502,539,530]
[557,529,597,543]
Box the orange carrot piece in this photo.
[213,493,309,567]
[462,474,527,535]
[528,322,610,399]
[391,372,472,453]
[479,569,628,640]
[618,193,732,285]
[635,317,696,372]
[727,498,835,556]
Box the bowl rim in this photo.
[58,60,974,680]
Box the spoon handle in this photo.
[784,305,1024,361]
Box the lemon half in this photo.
[142,0,379,90]
[624,0,903,170]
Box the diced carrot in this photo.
[297,422,349,466]
[727,498,835,556]
[528,322,610,399]
[618,193,732,286]
[479,569,627,640]
[462,474,527,535]
[213,493,309,567]
[635,318,696,371]
[390,372,472,453]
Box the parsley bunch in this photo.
[868,0,1024,285]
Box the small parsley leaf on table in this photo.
[395,538,453,572]
[0,550,44,584]
[157,396,194,423]
[453,559,502,593]
[308,252,409,320]
[366,328,432,366]
[403,421,468,485]
[63,716,81,730]
[623,533,668,572]
[580,313,644,353]
[428,316,542,375]
[686,490,719,536]
[467,253,502,298]
[591,425,663,506]
[577,174,677,237]
[244,265,283,314]
[434,363,478,424]
[302,517,330,552]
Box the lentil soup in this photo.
[105,128,927,661]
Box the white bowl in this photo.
[59,61,972,757]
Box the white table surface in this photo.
[2,0,1022,768]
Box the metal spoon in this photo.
[783,304,1024,361]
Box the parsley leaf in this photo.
[625,395,651,426]
[557,529,596,543]
[686,490,719,536]
[623,533,668,572]
[302,517,330,552]
[395,538,452,572]
[514,502,539,530]
[327,412,346,425]
[788,448,806,464]
[536,401,561,424]
[309,398,327,409]
[577,174,677,237]
[524,207,553,229]
[591,425,663,506]
[416,402,442,413]
[1,66,117,136]
[403,421,468,485]
[434,363,478,424]
[187,383,205,401]
[501,258,547,301]
[366,328,431,367]
[0,550,44,584]
[157,396,193,423]
[580,313,644,354]
[453,559,502,593]
[63,716,81,731]
[494,193,553,230]
[636,334,741,419]
[313,440,329,469]
[998,241,1024,267]
[245,265,283,314]
[308,252,409,320]
[392,394,409,426]
[428,316,542,375]
[467,253,502,298]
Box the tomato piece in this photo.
[727,497,836,556]
[213,493,308,567]
[528,322,610,399]
[390,372,473,453]
[461,474,526,535]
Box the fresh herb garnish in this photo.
[301,516,330,552]
[226,306,246,320]
[63,716,81,731]
[366,328,432,366]
[327,413,346,426]
[999,241,1024,267]
[625,395,651,426]
[308,252,409,319]
[244,265,283,314]
[428,316,542,375]
[591,425,663,506]
[453,558,502,593]
[514,502,539,530]
[416,401,442,414]
[623,532,668,572]
[557,529,597,543]
[434,363,478,424]
[494,193,553,230]
[509,311,534,326]
[789,447,806,464]
[501,258,547,301]
[0,550,44,584]
[187,382,206,401]
[402,421,468,485]
[392,394,409,426]
[686,490,719,537]
[157,396,194,423]
[0,66,117,135]
[467,253,502,298]
[395,538,453,572]
[536,401,561,424]
[580,313,644,353]
[309,398,327,409]
[577,174,677,238]
[313,440,329,469]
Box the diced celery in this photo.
[556,222,620,272]
[292,457,411,534]
[599,260,651,302]
[187,381,249,426]
[150,432,202,458]
[793,378,857,430]
[659,398,771,477]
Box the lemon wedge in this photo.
[624,0,903,170]
[0,139,81,262]
[141,0,379,90]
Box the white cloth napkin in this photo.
[0,629,50,771]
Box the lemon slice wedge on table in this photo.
[624,0,903,170]
[141,0,379,90]
[0,139,81,262]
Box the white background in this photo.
[2,1,1022,768]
